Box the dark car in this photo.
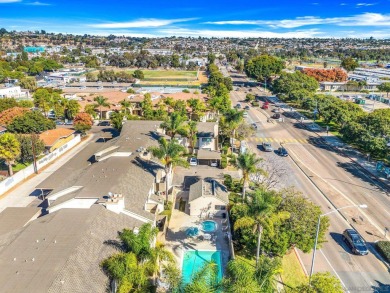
[235,103,242,109]
[251,123,258,129]
[342,229,369,255]
[277,147,288,157]
[272,113,281,119]
[98,121,110,126]
[244,105,250,110]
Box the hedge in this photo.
[376,241,390,263]
[221,155,228,169]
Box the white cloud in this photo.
[157,28,323,38]
[0,0,21,3]
[340,3,347,5]
[25,1,51,5]
[89,18,195,29]
[206,13,390,28]
[356,3,376,6]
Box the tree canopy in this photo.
[7,110,55,133]
[245,55,284,81]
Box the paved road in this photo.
[226,70,390,292]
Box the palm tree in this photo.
[160,112,187,138]
[221,109,244,151]
[93,95,110,120]
[120,99,134,115]
[187,121,197,154]
[182,262,221,293]
[222,259,261,293]
[0,133,21,176]
[163,96,175,112]
[235,152,264,199]
[234,188,289,265]
[102,223,178,292]
[187,98,206,121]
[149,138,189,201]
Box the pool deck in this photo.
[165,196,231,274]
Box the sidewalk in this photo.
[0,134,96,213]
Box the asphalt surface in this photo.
[225,69,390,292]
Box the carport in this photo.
[196,149,221,167]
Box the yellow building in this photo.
[39,128,76,153]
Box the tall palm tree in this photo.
[234,188,289,266]
[187,121,197,154]
[160,112,187,138]
[149,138,189,200]
[120,99,132,115]
[221,109,244,151]
[0,133,20,176]
[235,152,264,199]
[93,95,110,120]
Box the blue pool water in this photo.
[202,220,217,232]
[182,250,222,284]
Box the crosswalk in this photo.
[247,137,309,144]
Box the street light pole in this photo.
[309,204,368,285]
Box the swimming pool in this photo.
[202,220,217,232]
[182,250,222,284]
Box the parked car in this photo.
[210,160,218,167]
[272,108,280,113]
[272,113,281,119]
[277,147,288,157]
[243,112,248,117]
[261,103,269,110]
[98,121,110,126]
[244,105,250,110]
[262,142,273,152]
[251,123,258,129]
[189,157,198,166]
[64,120,73,125]
[55,120,64,125]
[342,229,369,255]
[235,103,242,109]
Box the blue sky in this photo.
[1,0,390,38]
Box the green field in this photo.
[128,70,198,79]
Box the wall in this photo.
[0,135,81,196]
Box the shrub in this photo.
[376,241,390,262]
[251,101,259,107]
[126,88,136,94]
[182,89,190,93]
[221,155,228,169]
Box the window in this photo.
[215,205,226,210]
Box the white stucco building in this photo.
[0,85,29,99]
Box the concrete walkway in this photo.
[0,134,96,213]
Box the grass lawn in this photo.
[128,70,198,79]
[12,162,30,172]
[281,250,307,290]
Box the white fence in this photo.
[0,135,81,195]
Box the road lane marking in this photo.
[319,250,350,293]
[288,146,390,241]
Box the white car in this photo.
[210,160,218,167]
[189,157,198,166]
